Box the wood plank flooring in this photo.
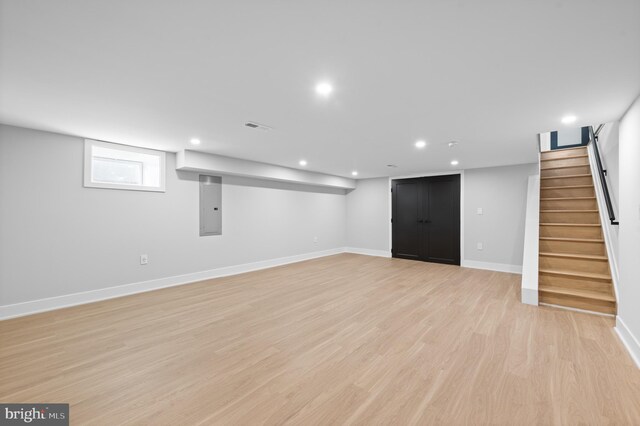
[1,253,639,425]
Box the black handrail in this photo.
[589,124,619,225]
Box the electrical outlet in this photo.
[477,207,483,215]
[476,242,483,250]
[140,254,149,265]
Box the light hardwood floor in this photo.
[1,254,639,425]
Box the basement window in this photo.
[84,140,166,192]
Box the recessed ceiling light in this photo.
[451,160,459,166]
[351,171,358,176]
[190,138,201,145]
[299,159,308,166]
[415,140,427,149]
[315,82,333,97]
[561,115,577,124]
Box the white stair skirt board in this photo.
[344,247,391,258]
[0,248,345,320]
[587,143,620,301]
[462,260,523,274]
[520,174,540,305]
[615,317,640,369]
[521,288,539,306]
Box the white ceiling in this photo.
[1,0,639,179]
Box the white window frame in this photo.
[84,139,166,192]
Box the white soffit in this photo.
[176,150,356,189]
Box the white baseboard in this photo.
[344,247,391,258]
[0,247,345,321]
[0,248,522,321]
[615,316,640,369]
[461,260,523,274]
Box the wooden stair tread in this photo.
[541,185,594,190]
[541,165,590,170]
[540,237,604,243]
[540,223,600,227]
[539,252,608,261]
[539,268,611,281]
[540,210,598,213]
[539,285,615,302]
[540,197,596,201]
[540,154,588,161]
[540,174,591,179]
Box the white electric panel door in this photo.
[199,175,221,236]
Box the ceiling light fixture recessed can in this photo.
[299,159,308,166]
[351,171,358,176]
[415,140,427,149]
[561,115,577,124]
[315,82,333,97]
[450,160,459,166]
[190,138,201,145]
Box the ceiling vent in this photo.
[245,121,273,131]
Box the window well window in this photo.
[84,139,166,192]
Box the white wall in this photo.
[0,124,539,317]
[463,163,537,271]
[346,178,390,255]
[597,122,620,215]
[345,164,537,271]
[588,122,620,291]
[616,94,640,367]
[0,125,347,307]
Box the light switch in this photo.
[477,207,483,215]
[477,242,483,250]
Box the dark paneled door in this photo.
[391,178,422,260]
[392,174,460,265]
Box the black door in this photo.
[391,178,422,260]
[392,174,460,265]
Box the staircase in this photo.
[538,146,617,315]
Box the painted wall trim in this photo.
[0,247,530,321]
[615,316,640,369]
[0,248,345,321]
[462,260,523,274]
[344,247,392,258]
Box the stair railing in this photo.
[589,124,619,225]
